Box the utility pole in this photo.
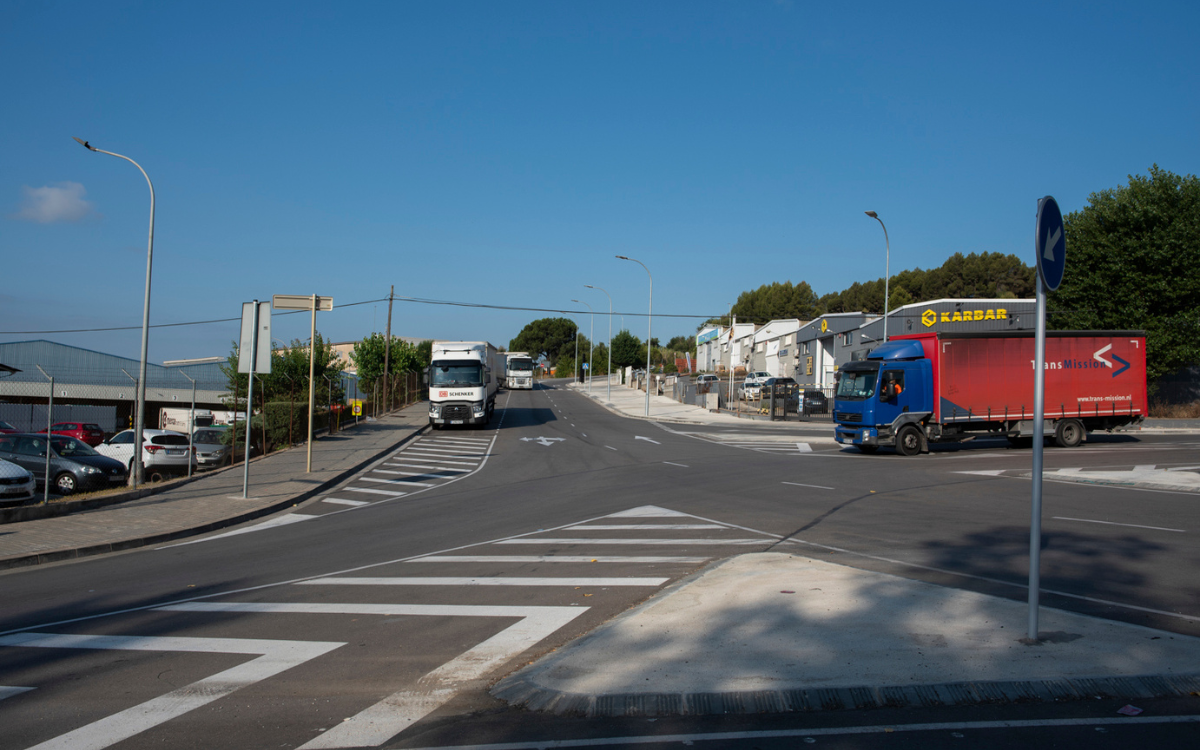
[384,285,394,413]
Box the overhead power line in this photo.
[0,295,721,335]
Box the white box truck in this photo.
[159,407,215,433]
[505,352,535,390]
[427,341,503,428]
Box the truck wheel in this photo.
[1055,419,1085,448]
[858,445,879,455]
[895,425,923,457]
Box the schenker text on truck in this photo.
[833,331,1147,456]
[427,341,503,428]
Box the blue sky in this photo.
[3,0,1197,364]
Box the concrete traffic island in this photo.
[492,553,1200,716]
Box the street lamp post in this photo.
[864,211,891,343]
[584,284,612,403]
[571,299,594,396]
[74,138,155,487]
[616,255,652,417]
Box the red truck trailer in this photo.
[834,330,1147,454]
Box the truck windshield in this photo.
[431,361,484,387]
[510,360,534,373]
[836,364,880,400]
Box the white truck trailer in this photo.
[505,352,535,390]
[427,341,503,428]
[159,407,215,433]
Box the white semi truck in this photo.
[427,341,503,428]
[505,352,535,390]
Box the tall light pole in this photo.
[572,299,594,396]
[74,138,155,487]
[616,255,652,417]
[864,211,891,343]
[584,284,612,403]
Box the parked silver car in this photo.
[0,456,36,503]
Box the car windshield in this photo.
[431,361,484,387]
[50,436,100,457]
[836,365,880,400]
[194,430,226,444]
[0,421,14,430]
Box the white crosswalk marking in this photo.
[299,576,669,587]
[495,537,766,546]
[322,497,369,507]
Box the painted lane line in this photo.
[403,446,489,455]
[299,577,669,587]
[782,481,836,490]
[322,498,370,507]
[409,555,710,564]
[634,436,660,444]
[663,461,689,468]
[952,469,1007,476]
[796,443,813,452]
[361,477,435,488]
[419,438,491,446]
[346,487,409,497]
[1052,516,1186,533]
[159,514,315,548]
[0,632,342,750]
[605,446,618,451]
[494,538,768,546]
[396,714,1200,750]
[0,686,34,700]
[567,524,727,531]
[372,470,454,479]
[158,603,586,750]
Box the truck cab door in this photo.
[874,368,909,427]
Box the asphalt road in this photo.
[1,381,1197,749]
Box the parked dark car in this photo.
[41,421,106,446]
[0,420,18,435]
[760,377,800,407]
[0,433,127,495]
[802,389,829,414]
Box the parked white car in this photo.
[0,457,36,503]
[740,371,772,399]
[94,429,196,479]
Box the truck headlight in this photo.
[473,404,485,416]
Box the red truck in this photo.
[833,330,1147,455]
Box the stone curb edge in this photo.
[491,672,1200,717]
[0,422,429,571]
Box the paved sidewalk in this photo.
[495,552,1200,716]
[0,404,428,569]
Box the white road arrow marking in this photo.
[520,436,565,446]
[1043,226,1061,260]
[635,436,661,444]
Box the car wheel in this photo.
[1055,419,1085,448]
[895,425,923,457]
[54,472,78,495]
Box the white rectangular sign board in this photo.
[272,294,333,311]
[238,301,272,374]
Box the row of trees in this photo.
[692,166,1196,388]
[508,318,697,376]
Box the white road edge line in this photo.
[782,481,835,490]
[663,461,689,467]
[298,577,668,587]
[1052,516,1186,533]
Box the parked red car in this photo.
[42,422,107,447]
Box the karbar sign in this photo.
[922,308,1008,327]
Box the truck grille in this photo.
[442,405,471,420]
[835,412,862,423]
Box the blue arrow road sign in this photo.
[1036,196,1066,291]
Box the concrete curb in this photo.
[491,672,1200,717]
[0,422,428,570]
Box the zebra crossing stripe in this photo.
[361,477,435,488]
[322,498,370,507]
[566,524,726,531]
[409,555,710,564]
[494,538,767,546]
[298,576,669,587]
[345,487,408,496]
[0,632,342,750]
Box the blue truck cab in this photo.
[833,339,933,455]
